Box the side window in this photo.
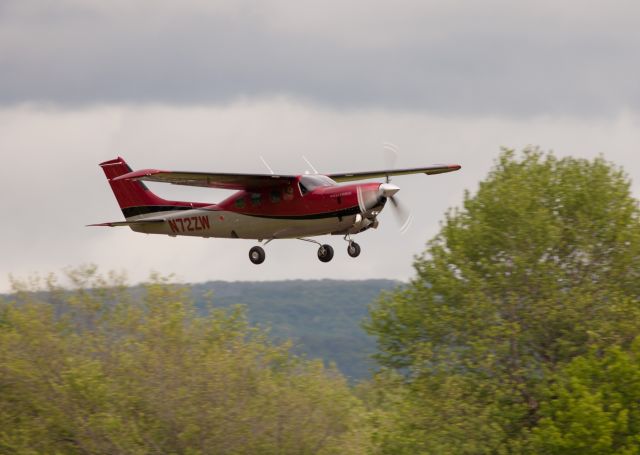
[299,182,308,195]
[283,186,294,201]
[270,189,281,203]
[234,196,246,208]
[250,193,262,206]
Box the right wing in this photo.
[328,164,461,183]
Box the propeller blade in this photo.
[382,142,399,183]
[381,143,413,232]
[389,195,413,234]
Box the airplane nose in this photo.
[379,183,400,198]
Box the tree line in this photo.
[2,148,640,453]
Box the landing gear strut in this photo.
[249,246,265,264]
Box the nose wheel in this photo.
[249,246,266,264]
[347,241,361,258]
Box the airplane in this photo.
[91,157,461,264]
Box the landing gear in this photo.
[251,238,357,264]
[249,246,265,264]
[347,241,361,258]
[317,244,334,263]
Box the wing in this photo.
[328,164,461,183]
[114,169,297,190]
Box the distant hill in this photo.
[189,279,399,380]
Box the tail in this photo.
[100,157,186,219]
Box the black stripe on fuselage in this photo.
[122,204,370,220]
[245,205,363,220]
[122,206,195,218]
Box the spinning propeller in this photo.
[381,143,414,233]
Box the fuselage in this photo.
[127,176,384,240]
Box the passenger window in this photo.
[250,193,262,206]
[235,196,246,208]
[299,182,308,195]
[270,189,281,203]
[283,186,294,201]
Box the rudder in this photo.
[100,157,179,219]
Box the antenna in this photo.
[260,156,275,175]
[302,156,318,174]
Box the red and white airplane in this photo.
[92,157,461,264]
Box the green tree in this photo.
[531,339,640,454]
[366,149,640,453]
[0,267,368,454]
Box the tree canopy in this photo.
[532,340,640,454]
[366,148,640,453]
[0,269,368,454]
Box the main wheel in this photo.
[249,246,266,264]
[317,244,334,263]
[347,242,361,258]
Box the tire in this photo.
[249,246,266,264]
[347,242,361,258]
[317,244,334,263]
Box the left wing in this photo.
[114,169,297,190]
[328,164,461,183]
[114,164,461,189]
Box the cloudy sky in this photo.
[1,0,639,291]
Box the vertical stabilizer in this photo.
[99,157,184,218]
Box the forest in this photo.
[2,148,640,454]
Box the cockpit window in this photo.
[299,175,337,194]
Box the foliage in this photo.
[531,340,640,454]
[189,279,398,380]
[365,148,640,453]
[0,268,368,454]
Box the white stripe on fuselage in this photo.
[128,209,358,239]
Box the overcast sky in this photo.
[1,0,639,291]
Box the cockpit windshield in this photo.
[299,175,337,194]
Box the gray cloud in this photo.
[1,0,639,115]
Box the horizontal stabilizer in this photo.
[87,219,165,227]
